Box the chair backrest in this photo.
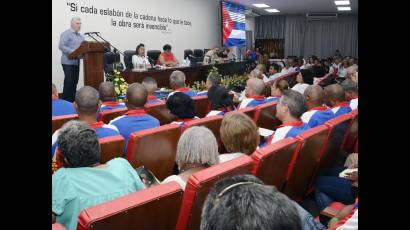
[282,125,330,201]
[144,101,175,125]
[123,50,136,69]
[251,137,298,191]
[104,52,121,73]
[126,124,181,180]
[193,49,204,60]
[192,96,210,118]
[52,114,78,133]
[342,109,358,153]
[254,101,281,130]
[315,114,352,177]
[77,182,184,230]
[226,107,256,120]
[99,135,125,163]
[176,155,254,230]
[147,50,162,64]
[99,108,128,124]
[52,223,66,230]
[183,115,223,144]
[184,49,193,59]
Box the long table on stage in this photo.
[121,61,249,88]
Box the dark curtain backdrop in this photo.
[255,15,358,58]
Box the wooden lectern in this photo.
[69,41,109,89]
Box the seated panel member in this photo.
[142,77,162,104]
[52,86,119,157]
[167,70,197,98]
[269,90,310,144]
[340,79,358,110]
[52,83,77,116]
[157,44,178,67]
[132,43,152,69]
[324,84,352,117]
[109,83,160,151]
[203,47,220,64]
[238,78,268,109]
[302,85,335,128]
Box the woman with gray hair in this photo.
[162,126,219,189]
[52,120,145,230]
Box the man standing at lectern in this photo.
[59,17,85,102]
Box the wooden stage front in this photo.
[121,61,249,88]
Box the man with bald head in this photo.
[98,82,126,113]
[168,70,197,97]
[301,85,335,128]
[52,86,119,157]
[238,78,269,109]
[324,84,352,117]
[142,77,162,104]
[109,83,160,151]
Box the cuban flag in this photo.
[222,1,246,47]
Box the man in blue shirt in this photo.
[238,78,269,109]
[301,85,335,128]
[110,83,160,152]
[324,84,352,117]
[59,17,85,102]
[141,77,162,104]
[167,70,197,98]
[98,82,127,112]
[52,83,76,116]
[52,86,120,157]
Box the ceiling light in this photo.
[337,6,351,11]
[265,8,280,13]
[252,3,270,8]
[334,1,350,5]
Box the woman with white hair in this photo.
[162,126,220,189]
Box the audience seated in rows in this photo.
[205,84,235,117]
[52,86,119,157]
[109,83,160,151]
[98,82,127,114]
[267,79,289,102]
[201,175,327,230]
[311,57,327,78]
[268,90,310,144]
[301,85,335,128]
[340,79,358,110]
[255,64,267,80]
[142,76,162,104]
[168,70,197,98]
[292,69,314,95]
[162,126,219,190]
[281,57,298,74]
[238,68,263,102]
[239,78,269,109]
[197,72,222,96]
[167,92,199,126]
[329,57,342,76]
[52,83,76,116]
[52,121,145,230]
[336,60,351,80]
[324,84,352,117]
[263,63,282,82]
[219,113,259,163]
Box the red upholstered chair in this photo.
[183,115,223,144]
[98,108,128,124]
[253,101,281,130]
[342,109,358,153]
[192,96,210,118]
[226,107,256,120]
[98,135,125,163]
[52,223,66,230]
[176,155,254,230]
[52,114,78,133]
[251,137,299,191]
[77,182,184,230]
[144,101,175,125]
[126,124,181,181]
[282,125,330,201]
[315,114,353,177]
